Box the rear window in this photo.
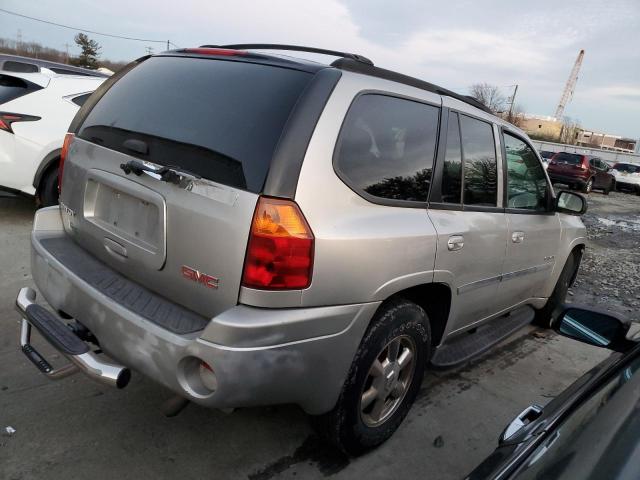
[77,56,313,193]
[553,152,583,165]
[0,74,43,105]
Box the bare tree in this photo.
[469,83,507,113]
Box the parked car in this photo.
[547,152,616,194]
[13,44,588,455]
[611,162,640,195]
[0,53,109,78]
[467,306,640,479]
[0,64,105,205]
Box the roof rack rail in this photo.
[330,58,493,115]
[200,44,374,66]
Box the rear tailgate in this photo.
[549,152,585,175]
[60,54,315,319]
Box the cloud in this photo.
[583,85,640,102]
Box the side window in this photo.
[72,93,92,107]
[335,94,440,202]
[589,158,597,168]
[441,112,462,203]
[460,115,498,206]
[504,132,549,211]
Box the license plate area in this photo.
[83,170,166,270]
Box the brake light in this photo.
[242,197,314,290]
[58,133,74,193]
[183,48,246,56]
[0,112,41,133]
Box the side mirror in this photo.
[554,307,632,352]
[556,190,587,215]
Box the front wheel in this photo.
[312,299,430,456]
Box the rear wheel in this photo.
[603,180,614,195]
[581,178,593,194]
[636,186,640,197]
[312,299,430,456]
[37,165,59,207]
[534,251,580,328]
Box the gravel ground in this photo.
[569,189,640,322]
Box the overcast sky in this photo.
[2,0,638,139]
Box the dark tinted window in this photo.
[554,152,583,165]
[505,133,548,211]
[460,115,497,206]
[71,93,91,107]
[77,56,313,193]
[614,163,640,173]
[0,74,43,105]
[442,112,462,203]
[335,94,439,202]
[540,150,555,159]
[3,61,39,73]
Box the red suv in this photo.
[547,152,616,194]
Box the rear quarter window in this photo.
[76,56,314,193]
[334,93,440,203]
[0,74,43,105]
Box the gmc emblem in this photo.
[181,265,219,289]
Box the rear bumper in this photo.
[27,207,379,414]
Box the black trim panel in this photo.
[264,68,342,198]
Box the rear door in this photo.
[61,55,315,318]
[498,130,560,309]
[591,158,610,189]
[430,109,508,333]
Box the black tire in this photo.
[312,299,431,456]
[534,251,580,328]
[581,178,593,194]
[636,186,640,197]
[37,165,59,207]
[603,179,614,195]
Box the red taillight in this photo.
[0,112,41,133]
[183,47,246,56]
[58,133,74,193]
[242,197,314,290]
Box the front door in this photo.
[498,130,561,310]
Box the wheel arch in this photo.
[377,282,452,348]
[32,148,61,192]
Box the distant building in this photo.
[519,115,562,138]
[576,130,637,153]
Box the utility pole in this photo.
[64,43,71,63]
[555,49,585,119]
[507,84,519,121]
[145,46,154,55]
[16,29,22,54]
[167,40,170,51]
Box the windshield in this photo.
[76,56,313,193]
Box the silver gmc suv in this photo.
[15,44,588,455]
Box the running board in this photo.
[431,306,535,368]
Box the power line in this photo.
[0,7,172,44]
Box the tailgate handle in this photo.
[104,238,128,258]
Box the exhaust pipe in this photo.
[16,287,131,389]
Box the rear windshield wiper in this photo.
[120,159,201,186]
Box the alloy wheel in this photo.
[360,335,417,427]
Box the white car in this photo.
[0,67,105,205]
[611,162,640,195]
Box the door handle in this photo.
[511,231,525,243]
[447,235,464,251]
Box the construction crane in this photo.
[554,49,585,119]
